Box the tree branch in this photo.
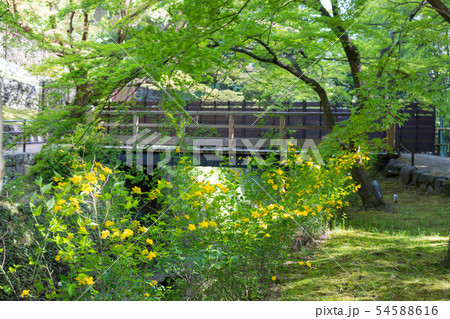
[427,0,450,24]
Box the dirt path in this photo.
[399,153,450,178]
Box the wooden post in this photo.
[302,100,307,139]
[228,114,235,164]
[415,103,419,153]
[23,119,26,152]
[228,114,235,140]
[279,115,286,139]
[133,114,140,136]
[242,100,246,138]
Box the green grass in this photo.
[276,179,450,301]
[3,107,38,121]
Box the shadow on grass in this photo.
[278,179,450,301]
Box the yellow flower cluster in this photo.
[76,276,94,286]
[121,229,133,240]
[142,249,157,261]
[132,186,142,194]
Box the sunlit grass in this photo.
[3,107,38,121]
[277,179,450,301]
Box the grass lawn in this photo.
[276,179,450,301]
[3,107,38,121]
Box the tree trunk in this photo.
[427,0,450,24]
[329,2,385,207]
[0,83,5,194]
[351,164,385,207]
[443,238,450,268]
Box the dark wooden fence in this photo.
[103,100,435,153]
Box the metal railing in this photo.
[3,120,46,153]
[437,127,450,157]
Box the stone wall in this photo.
[3,152,37,180]
[383,159,450,195]
[0,55,43,109]
[0,76,40,109]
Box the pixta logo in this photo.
[125,131,324,173]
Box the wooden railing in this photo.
[102,100,436,153]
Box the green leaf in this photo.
[67,283,76,297]
[33,205,43,217]
[125,200,133,210]
[41,182,53,194]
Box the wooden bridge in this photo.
[103,100,436,154]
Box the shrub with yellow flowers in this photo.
[6,157,171,301]
[4,140,363,301]
[140,145,362,300]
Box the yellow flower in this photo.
[306,262,312,268]
[276,168,283,175]
[141,249,149,256]
[144,293,150,297]
[298,261,304,265]
[76,276,94,286]
[152,280,158,285]
[85,277,94,285]
[55,254,62,261]
[176,147,181,152]
[53,205,63,213]
[132,186,142,194]
[69,175,82,184]
[184,214,190,219]
[147,251,157,260]
[132,220,141,227]
[146,239,154,245]
[58,182,68,187]
[265,233,271,238]
[209,221,217,227]
[99,174,106,181]
[139,226,148,233]
[105,220,114,227]
[81,183,93,194]
[70,197,80,209]
[251,211,259,218]
[85,172,98,184]
[272,184,278,190]
[21,290,30,297]
[79,226,88,234]
[267,179,274,185]
[271,276,276,281]
[188,224,196,231]
[121,229,133,240]
[199,220,209,228]
[54,176,64,182]
[101,230,110,239]
[102,166,113,174]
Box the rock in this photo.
[412,169,430,187]
[383,159,406,177]
[434,178,447,193]
[442,180,450,195]
[400,166,416,185]
[418,173,431,190]
[427,174,438,189]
